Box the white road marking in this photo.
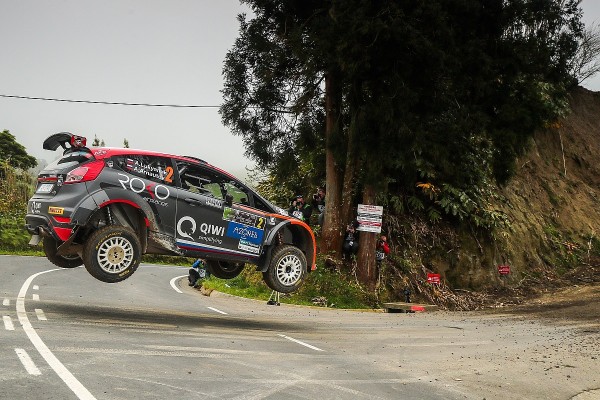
[15,348,41,376]
[33,285,39,290]
[17,269,97,400]
[169,275,187,293]
[3,298,9,306]
[32,294,39,301]
[278,334,324,352]
[35,309,47,321]
[3,315,15,331]
[207,307,228,315]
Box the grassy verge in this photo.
[0,248,44,256]
[201,257,379,309]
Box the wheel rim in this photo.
[275,254,303,286]
[96,236,134,274]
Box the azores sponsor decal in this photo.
[177,216,225,241]
[238,239,261,254]
[223,207,265,229]
[226,221,264,244]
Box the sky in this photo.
[1,0,600,177]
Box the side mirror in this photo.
[225,194,233,207]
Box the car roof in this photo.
[90,147,237,180]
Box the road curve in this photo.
[1,255,598,400]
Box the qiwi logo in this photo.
[177,217,225,240]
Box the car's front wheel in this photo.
[262,245,307,293]
[205,260,245,279]
[43,236,83,268]
[83,226,141,283]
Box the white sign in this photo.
[356,204,383,233]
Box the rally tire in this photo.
[83,226,141,283]
[43,236,83,269]
[262,245,307,293]
[205,260,245,279]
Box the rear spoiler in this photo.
[43,132,91,154]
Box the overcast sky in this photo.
[1,0,600,177]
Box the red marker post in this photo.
[498,265,510,275]
[427,273,441,285]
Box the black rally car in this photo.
[25,132,316,293]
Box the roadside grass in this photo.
[202,257,378,309]
[0,247,44,257]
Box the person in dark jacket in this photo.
[311,186,326,226]
[288,194,312,222]
[342,222,359,258]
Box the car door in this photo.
[109,154,177,237]
[173,161,267,261]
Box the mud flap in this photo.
[28,234,41,246]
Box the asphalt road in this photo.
[1,255,598,400]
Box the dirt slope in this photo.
[449,87,600,291]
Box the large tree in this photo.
[221,0,583,290]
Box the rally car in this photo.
[25,132,316,293]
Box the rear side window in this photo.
[45,151,94,170]
[113,155,175,185]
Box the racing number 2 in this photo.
[165,166,174,183]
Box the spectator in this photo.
[342,222,359,258]
[188,259,209,287]
[311,186,326,226]
[288,194,312,222]
[375,235,390,264]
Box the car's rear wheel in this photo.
[83,225,141,283]
[43,236,83,268]
[205,260,245,279]
[262,245,306,293]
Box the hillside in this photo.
[383,87,600,309]
[494,87,600,286]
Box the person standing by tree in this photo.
[311,186,326,226]
[375,235,390,265]
[342,221,359,259]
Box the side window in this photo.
[224,182,249,205]
[176,162,250,205]
[114,155,175,185]
[177,163,223,199]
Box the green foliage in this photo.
[223,0,583,236]
[542,225,583,272]
[0,161,35,250]
[0,130,37,170]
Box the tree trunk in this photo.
[356,183,377,291]
[340,111,359,226]
[321,71,345,256]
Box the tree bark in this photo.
[340,108,360,226]
[321,71,345,256]
[356,183,378,291]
